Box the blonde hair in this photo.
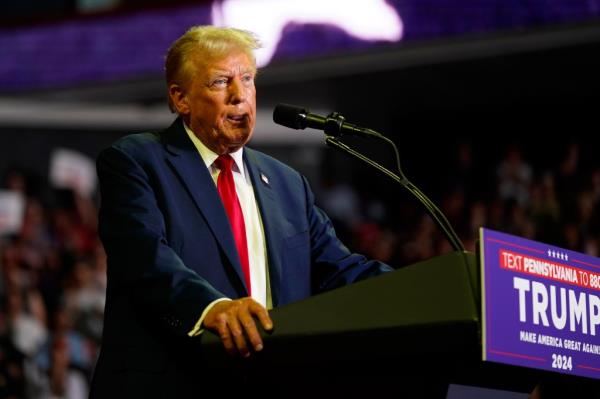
[165,26,261,112]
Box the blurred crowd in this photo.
[0,171,104,398]
[319,140,600,267]
[1,139,599,398]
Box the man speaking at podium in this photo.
[89,26,393,397]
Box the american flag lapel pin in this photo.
[260,172,270,186]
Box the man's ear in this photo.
[168,84,189,115]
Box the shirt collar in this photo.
[183,122,246,178]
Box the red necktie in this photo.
[214,154,251,295]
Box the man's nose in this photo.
[229,78,246,104]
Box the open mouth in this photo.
[226,114,247,123]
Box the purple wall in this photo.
[1,0,599,92]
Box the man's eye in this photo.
[212,78,228,87]
[242,75,254,83]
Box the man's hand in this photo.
[203,297,273,357]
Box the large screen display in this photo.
[1,0,599,91]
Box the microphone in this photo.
[273,103,379,138]
[273,105,465,252]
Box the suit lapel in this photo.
[244,149,282,307]
[162,120,249,295]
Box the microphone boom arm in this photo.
[324,133,465,253]
[272,103,465,252]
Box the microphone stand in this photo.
[322,113,465,253]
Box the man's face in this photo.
[174,50,257,154]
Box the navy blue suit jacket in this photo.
[90,119,392,397]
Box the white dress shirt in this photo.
[183,124,271,336]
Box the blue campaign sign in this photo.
[480,228,600,380]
